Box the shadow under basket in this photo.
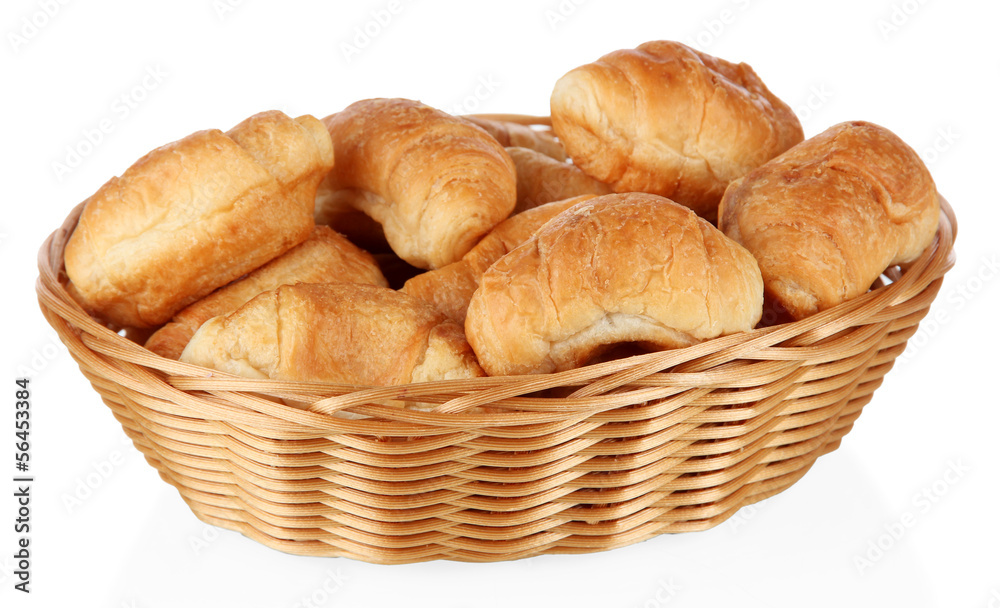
[37,191,957,564]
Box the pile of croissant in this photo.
[63,40,940,389]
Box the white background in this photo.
[3,0,998,606]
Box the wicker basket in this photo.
[36,152,957,564]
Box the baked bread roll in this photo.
[322,98,516,269]
[144,226,387,359]
[550,40,802,220]
[180,283,484,385]
[464,116,567,161]
[402,194,598,323]
[465,193,763,375]
[64,110,333,328]
[507,147,612,213]
[718,121,940,320]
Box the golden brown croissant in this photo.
[322,98,516,269]
[144,226,387,359]
[180,283,484,385]
[465,193,763,375]
[64,110,333,328]
[550,40,802,220]
[402,194,598,323]
[464,116,567,161]
[718,121,940,320]
[507,146,612,213]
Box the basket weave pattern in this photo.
[37,191,956,564]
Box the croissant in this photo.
[465,193,763,375]
[550,40,802,220]
[64,110,333,328]
[180,283,484,385]
[322,98,516,269]
[144,226,387,359]
[718,121,940,320]
[507,146,611,213]
[402,194,598,323]
[464,116,567,161]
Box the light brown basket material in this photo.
[36,159,957,564]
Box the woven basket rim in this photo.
[35,147,958,430]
